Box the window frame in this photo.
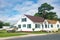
[51,24,53,28]
[57,24,59,28]
[27,24,31,28]
[35,24,40,28]
[18,25,21,28]
[21,18,27,22]
[23,24,26,28]
[45,24,47,28]
[48,24,49,28]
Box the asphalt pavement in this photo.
[6,34,60,40]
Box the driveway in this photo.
[6,34,60,40]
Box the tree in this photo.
[4,22,10,26]
[57,18,60,21]
[0,21,4,28]
[34,3,58,20]
[38,3,54,14]
[0,21,10,28]
[45,12,58,20]
[34,13,40,17]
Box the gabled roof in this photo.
[47,20,57,24]
[25,15,44,23]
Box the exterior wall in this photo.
[3,26,10,30]
[33,23,42,31]
[21,23,34,31]
[56,21,60,29]
[42,20,59,31]
[14,15,60,32]
[42,20,49,31]
[14,15,34,31]
[51,24,58,31]
[14,15,44,31]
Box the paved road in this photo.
[6,34,60,40]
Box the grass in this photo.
[19,31,47,34]
[0,30,47,37]
[0,30,27,37]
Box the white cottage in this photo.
[42,20,59,32]
[14,15,60,32]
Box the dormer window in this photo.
[22,18,26,22]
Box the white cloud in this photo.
[51,4,60,17]
[7,14,21,25]
[13,1,39,15]
[0,0,13,9]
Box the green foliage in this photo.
[34,13,40,17]
[3,22,10,26]
[34,3,58,20]
[38,3,54,13]
[34,13,43,17]
[57,18,60,21]
[45,12,58,20]
[0,21,10,28]
[0,21,3,28]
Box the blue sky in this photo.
[0,0,60,24]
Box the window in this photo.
[48,24,49,28]
[45,24,47,28]
[27,24,31,28]
[35,24,40,28]
[23,24,26,28]
[51,24,53,28]
[57,24,59,28]
[42,24,44,29]
[18,25,21,28]
[22,18,26,22]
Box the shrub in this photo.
[7,30,15,33]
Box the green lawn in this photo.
[19,31,47,34]
[0,30,47,37]
[0,30,27,37]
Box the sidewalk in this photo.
[0,33,53,40]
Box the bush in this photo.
[0,26,3,28]
[7,30,15,33]
[58,29,60,31]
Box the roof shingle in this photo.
[25,15,44,23]
[47,20,57,24]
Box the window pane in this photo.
[57,24,59,28]
[22,18,26,22]
[45,24,47,28]
[35,24,40,28]
[51,24,53,28]
[42,24,44,28]
[27,24,31,28]
[23,24,26,27]
[18,25,21,28]
[48,24,49,28]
